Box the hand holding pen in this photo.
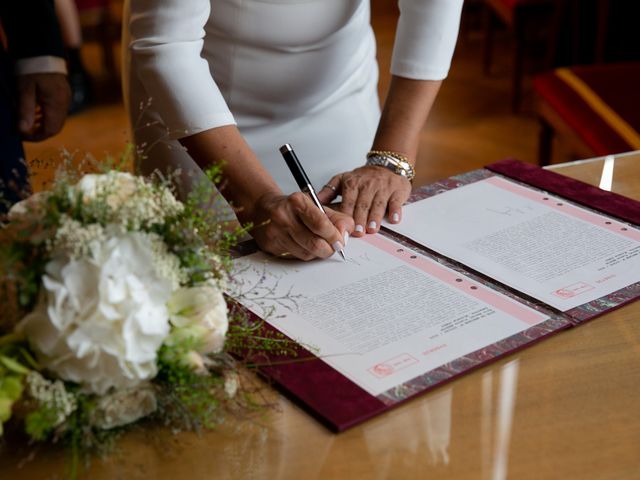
[280,144,350,260]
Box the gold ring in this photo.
[323,184,337,192]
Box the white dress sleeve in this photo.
[128,0,236,139]
[391,0,464,80]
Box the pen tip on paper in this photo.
[332,241,347,261]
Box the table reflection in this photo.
[482,359,520,480]
[362,386,452,477]
[598,155,615,191]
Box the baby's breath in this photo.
[51,216,106,259]
[25,371,78,427]
[146,232,187,289]
[115,181,163,229]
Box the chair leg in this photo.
[538,118,553,166]
[483,5,495,75]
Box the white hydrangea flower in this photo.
[17,230,175,395]
[166,281,228,355]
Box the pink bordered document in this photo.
[229,160,640,431]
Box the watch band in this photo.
[365,151,416,181]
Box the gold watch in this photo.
[366,150,415,181]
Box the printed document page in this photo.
[230,235,549,397]
[385,176,640,311]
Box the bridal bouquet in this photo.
[0,163,284,473]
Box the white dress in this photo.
[124,0,463,194]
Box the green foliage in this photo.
[154,165,249,287]
[0,375,23,400]
[0,399,11,435]
[1,227,48,311]
[224,307,302,361]
[61,394,121,478]
[0,339,39,369]
[155,344,225,432]
[0,348,29,435]
[0,374,24,429]
[24,405,60,441]
[0,354,30,375]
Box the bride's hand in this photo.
[247,191,353,261]
[317,166,411,237]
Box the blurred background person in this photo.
[0,1,71,211]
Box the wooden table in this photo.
[3,153,639,479]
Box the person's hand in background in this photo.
[17,72,71,142]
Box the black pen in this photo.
[279,143,347,261]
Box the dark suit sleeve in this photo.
[0,0,66,61]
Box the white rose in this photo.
[17,231,174,395]
[75,171,137,209]
[91,385,157,430]
[180,350,208,375]
[167,282,228,354]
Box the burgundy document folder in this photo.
[235,160,640,432]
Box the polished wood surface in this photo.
[546,151,640,201]
[3,154,639,479]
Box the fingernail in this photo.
[343,231,349,245]
[368,221,377,230]
[355,225,364,233]
[331,241,344,253]
[392,212,400,223]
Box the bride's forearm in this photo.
[179,125,281,221]
[372,76,442,163]
[180,124,351,260]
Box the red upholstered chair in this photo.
[533,62,640,165]
[483,0,558,112]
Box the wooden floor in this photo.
[25,2,573,191]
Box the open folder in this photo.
[228,159,640,431]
